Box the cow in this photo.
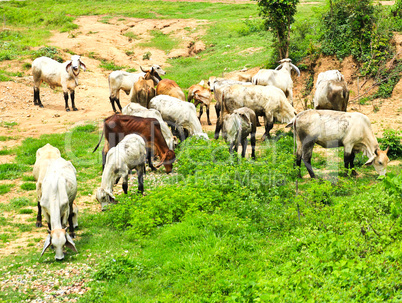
[156,79,186,101]
[93,114,176,173]
[187,84,213,125]
[313,70,349,111]
[286,109,390,178]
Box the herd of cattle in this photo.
[30,55,390,260]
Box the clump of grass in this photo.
[0,147,13,155]
[0,184,14,195]
[0,163,30,180]
[139,30,180,53]
[22,175,36,182]
[20,182,36,191]
[0,121,18,128]
[99,60,126,71]
[143,51,152,60]
[123,32,138,41]
[19,209,33,215]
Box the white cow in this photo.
[252,58,300,106]
[96,134,147,211]
[40,157,78,260]
[32,55,86,111]
[216,84,296,140]
[286,109,390,178]
[149,95,209,141]
[313,70,349,111]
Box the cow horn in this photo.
[140,66,149,73]
[275,64,283,71]
[41,234,52,257]
[290,63,300,76]
[65,233,78,253]
[385,146,389,153]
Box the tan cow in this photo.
[188,84,212,125]
[313,70,349,111]
[129,76,156,108]
[156,79,185,101]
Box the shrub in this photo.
[378,129,402,159]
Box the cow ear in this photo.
[364,155,376,166]
[65,233,78,253]
[66,61,72,73]
[41,234,52,257]
[79,60,86,71]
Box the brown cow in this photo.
[129,76,156,108]
[188,84,212,125]
[93,114,176,173]
[156,79,185,101]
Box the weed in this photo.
[378,129,402,159]
[142,51,152,60]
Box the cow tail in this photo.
[93,132,104,153]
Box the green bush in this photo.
[378,129,402,159]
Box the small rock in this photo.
[27,114,31,117]
[53,114,60,118]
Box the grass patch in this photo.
[0,121,18,129]
[99,60,126,71]
[22,175,36,182]
[0,184,14,195]
[0,136,17,141]
[0,163,30,180]
[20,182,36,191]
[139,30,180,53]
[0,147,13,155]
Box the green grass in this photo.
[0,147,13,155]
[0,163,30,180]
[0,184,14,195]
[99,60,127,71]
[139,30,181,53]
[20,182,36,191]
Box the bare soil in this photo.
[0,16,401,257]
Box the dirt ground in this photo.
[0,15,401,256]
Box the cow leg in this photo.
[206,106,212,125]
[70,91,78,111]
[198,105,203,121]
[250,132,256,160]
[36,202,42,227]
[214,117,223,140]
[229,142,235,155]
[116,98,123,113]
[122,175,128,194]
[34,87,44,108]
[288,89,294,107]
[137,165,145,194]
[215,102,221,120]
[241,138,248,158]
[146,148,156,171]
[261,114,273,141]
[64,92,70,112]
[256,115,261,127]
[109,96,118,113]
[344,151,357,176]
[68,204,75,238]
[302,143,316,178]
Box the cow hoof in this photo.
[39,104,44,108]
[36,222,42,228]
[208,122,212,125]
[73,107,78,111]
[70,233,76,239]
[66,108,70,112]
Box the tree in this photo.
[254,0,300,59]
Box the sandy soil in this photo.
[0,15,401,257]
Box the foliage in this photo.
[254,0,300,59]
[378,129,402,159]
[31,46,63,62]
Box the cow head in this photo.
[155,150,176,174]
[66,55,86,77]
[364,147,390,176]
[96,187,116,211]
[41,228,77,261]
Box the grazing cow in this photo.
[129,76,156,108]
[215,84,296,140]
[222,107,256,159]
[156,79,186,101]
[96,134,146,211]
[149,95,209,141]
[122,102,177,150]
[286,109,390,178]
[313,70,349,111]
[108,65,165,112]
[93,114,176,173]
[252,58,300,106]
[40,157,78,260]
[188,84,213,125]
